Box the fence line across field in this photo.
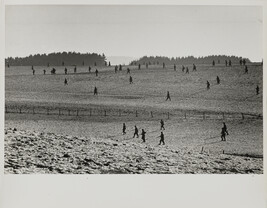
[5,105,262,121]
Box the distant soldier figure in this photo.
[221,128,226,141]
[193,64,196,71]
[115,65,118,73]
[244,65,248,74]
[95,69,98,76]
[51,68,56,74]
[229,60,232,67]
[32,69,35,75]
[122,123,126,135]
[207,81,210,90]
[216,76,220,84]
[127,68,130,74]
[133,125,139,138]
[108,61,111,66]
[129,76,133,84]
[223,122,229,135]
[242,59,246,66]
[119,64,122,71]
[65,67,67,74]
[182,65,185,72]
[225,60,228,66]
[174,64,176,71]
[256,85,259,95]
[138,63,141,70]
[239,59,243,66]
[186,67,189,74]
[64,78,68,85]
[163,62,165,69]
[212,60,215,66]
[94,86,98,95]
[166,91,171,101]
[7,63,10,68]
[160,119,165,130]
[146,63,148,69]
[31,65,34,70]
[158,132,165,145]
[89,66,91,73]
[74,66,77,73]
[43,69,46,75]
[141,129,146,143]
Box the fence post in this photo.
[136,110,138,117]
[151,111,153,118]
[242,113,244,120]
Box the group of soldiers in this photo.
[122,119,229,144]
[122,119,166,145]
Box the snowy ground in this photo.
[4,128,263,174]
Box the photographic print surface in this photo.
[4,5,263,174]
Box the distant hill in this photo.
[130,55,251,66]
[106,56,136,65]
[5,52,107,66]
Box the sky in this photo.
[5,5,263,62]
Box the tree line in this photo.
[130,55,251,66]
[5,52,107,66]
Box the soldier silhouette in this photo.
[212,60,215,66]
[225,60,228,67]
[182,65,185,72]
[141,129,146,142]
[166,91,171,101]
[95,69,98,76]
[244,66,248,74]
[129,76,133,84]
[223,122,229,135]
[74,66,77,73]
[64,78,68,85]
[160,119,165,130]
[133,125,139,138]
[89,66,91,73]
[65,67,67,74]
[216,76,220,84]
[207,81,210,90]
[229,60,232,67]
[122,123,126,135]
[94,86,98,95]
[138,64,141,70]
[127,68,130,74]
[221,128,226,141]
[193,64,196,71]
[174,64,176,71]
[43,69,46,75]
[186,67,189,74]
[256,85,259,95]
[158,132,165,145]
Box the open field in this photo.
[5,63,263,173]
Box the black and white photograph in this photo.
[4,4,263,175]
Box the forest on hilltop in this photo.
[5,52,107,66]
[130,55,251,66]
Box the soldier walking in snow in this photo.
[160,119,165,130]
[216,76,220,84]
[122,123,126,135]
[207,81,210,90]
[133,125,139,138]
[158,132,165,145]
[166,91,171,101]
[141,129,146,143]
[94,86,98,95]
